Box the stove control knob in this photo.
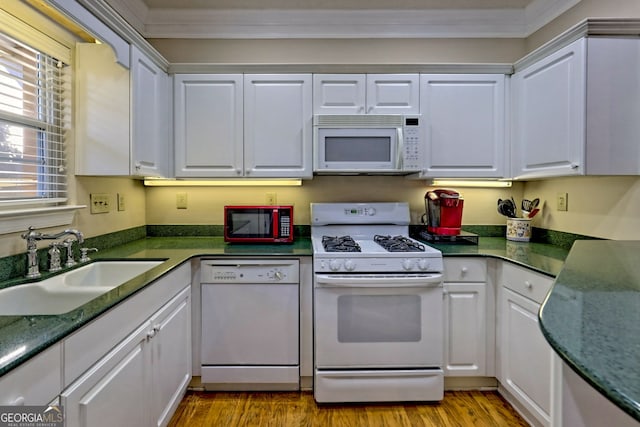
[418,259,431,271]
[344,259,356,271]
[329,259,342,272]
[402,259,414,271]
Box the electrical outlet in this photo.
[557,192,568,211]
[117,193,126,211]
[90,193,110,214]
[176,193,188,209]
[266,192,277,205]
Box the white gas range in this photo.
[311,202,445,403]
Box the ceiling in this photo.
[104,0,580,39]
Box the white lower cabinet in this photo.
[499,263,558,427]
[442,258,492,378]
[61,286,191,427]
[0,343,62,406]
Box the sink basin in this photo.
[0,284,108,316]
[0,260,163,316]
[62,260,163,288]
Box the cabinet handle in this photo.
[147,328,157,340]
[571,163,579,169]
[525,280,533,289]
[461,267,468,275]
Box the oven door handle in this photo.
[315,274,442,288]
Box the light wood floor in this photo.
[168,390,529,426]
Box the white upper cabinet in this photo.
[75,43,130,176]
[313,74,365,114]
[313,74,419,115]
[76,43,170,177]
[512,37,640,179]
[174,74,244,177]
[420,74,506,178]
[244,74,313,178]
[131,45,169,178]
[174,74,312,178]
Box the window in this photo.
[0,31,69,206]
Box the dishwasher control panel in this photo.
[201,259,299,283]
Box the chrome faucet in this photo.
[21,226,86,278]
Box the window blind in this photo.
[0,31,69,205]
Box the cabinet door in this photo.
[420,74,506,177]
[367,74,419,114]
[131,46,169,177]
[443,283,487,376]
[313,74,366,114]
[512,38,586,179]
[150,288,191,427]
[174,74,243,177]
[61,323,151,427]
[500,287,553,426]
[75,43,130,176]
[244,74,313,178]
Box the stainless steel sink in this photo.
[0,260,163,316]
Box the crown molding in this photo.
[144,9,526,39]
[103,0,580,39]
[167,63,514,75]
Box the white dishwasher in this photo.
[200,259,299,391]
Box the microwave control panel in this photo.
[402,115,423,171]
[279,211,291,238]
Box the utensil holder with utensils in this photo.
[506,218,532,242]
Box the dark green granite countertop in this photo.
[0,237,312,378]
[414,236,569,277]
[539,240,640,422]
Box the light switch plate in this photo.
[90,193,110,214]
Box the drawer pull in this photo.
[461,267,468,275]
[525,281,533,289]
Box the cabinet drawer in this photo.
[0,343,62,405]
[443,258,487,282]
[501,262,553,304]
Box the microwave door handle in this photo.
[396,127,404,169]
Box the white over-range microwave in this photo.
[313,114,424,174]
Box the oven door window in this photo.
[337,295,421,343]
[314,285,442,368]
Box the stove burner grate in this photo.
[322,235,361,252]
[374,235,426,252]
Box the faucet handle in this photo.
[63,238,77,267]
[80,247,99,263]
